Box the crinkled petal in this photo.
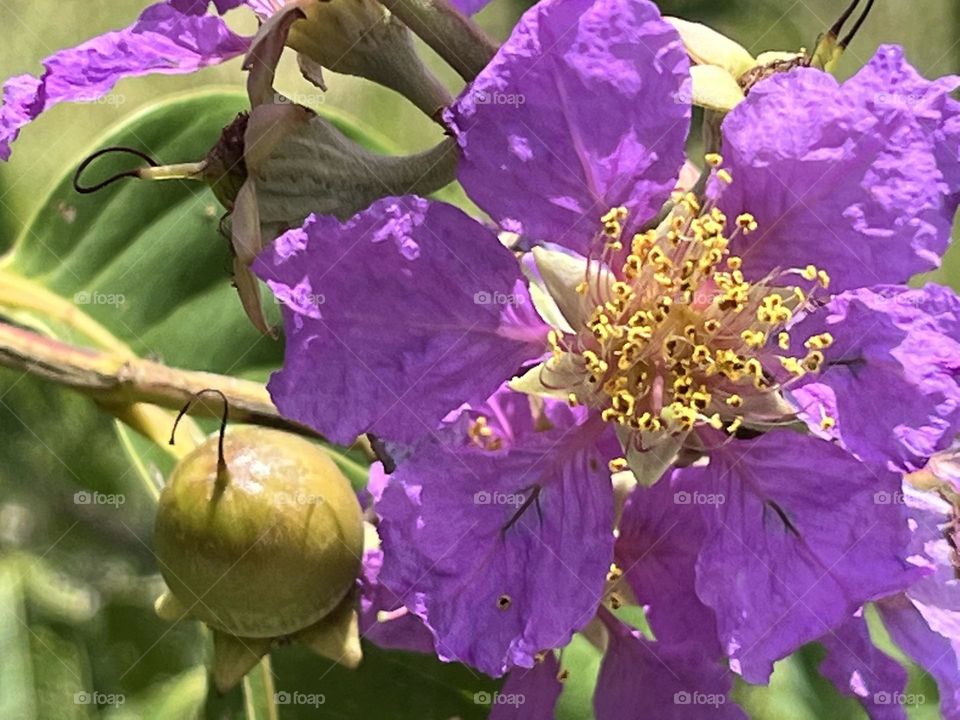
[0,0,250,160]
[447,0,690,252]
[616,473,720,649]
[254,198,548,445]
[359,547,435,653]
[818,613,909,720]
[878,596,960,719]
[680,431,920,683]
[719,46,960,292]
[788,284,960,472]
[594,613,745,720]
[376,388,616,676]
[489,652,562,719]
[900,483,960,638]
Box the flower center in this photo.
[546,155,835,442]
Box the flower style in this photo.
[254,0,960,710]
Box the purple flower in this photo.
[0,0,493,160]
[0,1,250,160]
[253,0,959,709]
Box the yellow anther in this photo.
[708,413,724,430]
[778,332,791,351]
[740,329,766,349]
[612,391,636,415]
[820,415,836,431]
[802,350,825,373]
[612,281,634,300]
[800,265,818,281]
[717,169,733,184]
[779,356,806,377]
[736,214,758,233]
[726,417,743,435]
[575,280,589,295]
[726,256,743,271]
[703,319,720,334]
[601,207,628,240]
[601,408,619,423]
[690,390,712,411]
[817,270,831,289]
[691,345,711,365]
[469,416,501,451]
[567,393,579,407]
[804,332,834,350]
[608,457,628,473]
[705,153,724,168]
[726,394,743,408]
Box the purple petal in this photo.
[0,0,250,160]
[359,547,436,654]
[878,596,960,719]
[447,0,689,252]
[615,473,720,649]
[254,198,548,446]
[788,284,960,472]
[720,46,960,292]
[680,431,920,683]
[900,483,960,641]
[818,614,909,720]
[489,652,563,720]
[594,613,744,720]
[375,388,617,676]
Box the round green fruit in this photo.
[154,427,363,638]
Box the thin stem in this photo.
[0,322,324,443]
[380,0,496,81]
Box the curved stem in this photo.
[380,0,496,81]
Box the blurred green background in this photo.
[0,1,957,719]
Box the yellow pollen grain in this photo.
[705,153,723,167]
[736,214,758,233]
[608,458,628,473]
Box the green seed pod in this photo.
[153,417,364,692]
